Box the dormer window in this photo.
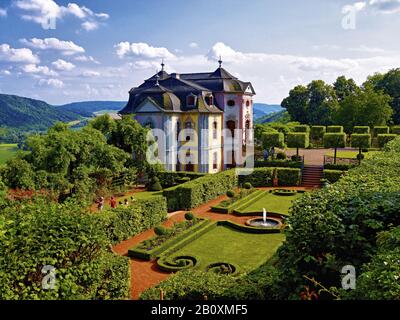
[187,94,196,106]
[205,95,213,106]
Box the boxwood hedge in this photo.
[323,169,346,183]
[238,168,301,187]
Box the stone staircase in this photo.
[301,165,323,188]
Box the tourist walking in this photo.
[97,197,105,211]
[110,196,117,209]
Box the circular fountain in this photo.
[245,208,282,229]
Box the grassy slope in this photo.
[0,144,18,165]
[172,225,285,273]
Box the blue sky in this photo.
[0,0,400,105]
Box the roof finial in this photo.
[218,55,222,68]
[161,59,165,71]
[155,70,160,86]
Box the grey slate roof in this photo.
[120,67,255,115]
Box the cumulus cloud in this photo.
[38,78,64,88]
[52,59,75,71]
[189,42,199,48]
[20,38,85,55]
[74,55,100,64]
[14,0,109,31]
[342,0,400,14]
[21,64,58,76]
[81,70,100,77]
[0,70,11,76]
[0,44,39,64]
[115,42,176,59]
[0,8,7,17]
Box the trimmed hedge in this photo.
[351,134,371,149]
[353,126,370,134]
[391,126,400,135]
[323,133,346,148]
[163,170,238,211]
[211,189,259,214]
[157,171,206,188]
[374,126,389,136]
[326,126,344,133]
[377,134,397,148]
[157,255,198,272]
[100,196,168,244]
[323,169,346,183]
[238,167,301,187]
[286,133,309,150]
[219,220,281,234]
[254,160,302,168]
[293,125,310,133]
[128,219,211,260]
[324,163,355,171]
[310,126,326,140]
[262,132,285,150]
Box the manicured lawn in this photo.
[171,225,285,273]
[0,144,18,165]
[325,150,379,159]
[243,192,302,215]
[100,190,164,210]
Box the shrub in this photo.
[148,177,162,191]
[377,134,397,148]
[286,133,309,156]
[326,126,343,133]
[163,170,238,211]
[310,126,326,141]
[323,169,346,183]
[185,212,195,221]
[357,153,365,160]
[157,171,206,188]
[353,126,370,134]
[373,126,389,137]
[291,155,302,162]
[391,126,400,135]
[324,163,355,171]
[243,182,252,189]
[254,160,302,168]
[239,167,301,187]
[154,225,167,236]
[226,190,235,198]
[262,132,285,158]
[0,198,130,300]
[323,133,346,164]
[276,152,287,160]
[351,134,371,150]
[293,125,310,133]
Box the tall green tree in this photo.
[333,76,359,102]
[307,80,338,126]
[335,85,393,132]
[281,85,309,124]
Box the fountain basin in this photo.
[245,217,282,228]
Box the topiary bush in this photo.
[243,182,252,189]
[353,126,370,134]
[323,133,346,164]
[239,167,301,187]
[391,126,400,135]
[310,126,326,141]
[326,126,344,133]
[377,134,397,148]
[323,169,346,183]
[148,177,162,191]
[276,152,287,160]
[293,125,310,133]
[286,132,309,156]
[185,212,195,221]
[154,225,167,236]
[373,126,389,137]
[262,132,285,159]
[226,190,235,198]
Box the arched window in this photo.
[213,121,217,140]
[246,100,251,107]
[227,99,235,107]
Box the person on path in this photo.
[97,197,105,211]
[123,199,129,206]
[110,196,117,209]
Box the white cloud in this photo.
[81,21,98,31]
[342,0,400,15]
[0,70,11,76]
[21,64,58,76]
[0,8,7,17]
[189,42,199,48]
[206,42,245,62]
[14,0,109,31]
[115,42,176,59]
[20,38,85,55]
[81,70,100,77]
[52,59,75,71]
[74,55,100,64]
[38,78,64,88]
[0,44,39,64]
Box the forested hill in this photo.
[57,101,126,117]
[0,94,81,131]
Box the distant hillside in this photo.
[57,101,126,117]
[255,110,291,124]
[0,94,81,131]
[253,103,283,120]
